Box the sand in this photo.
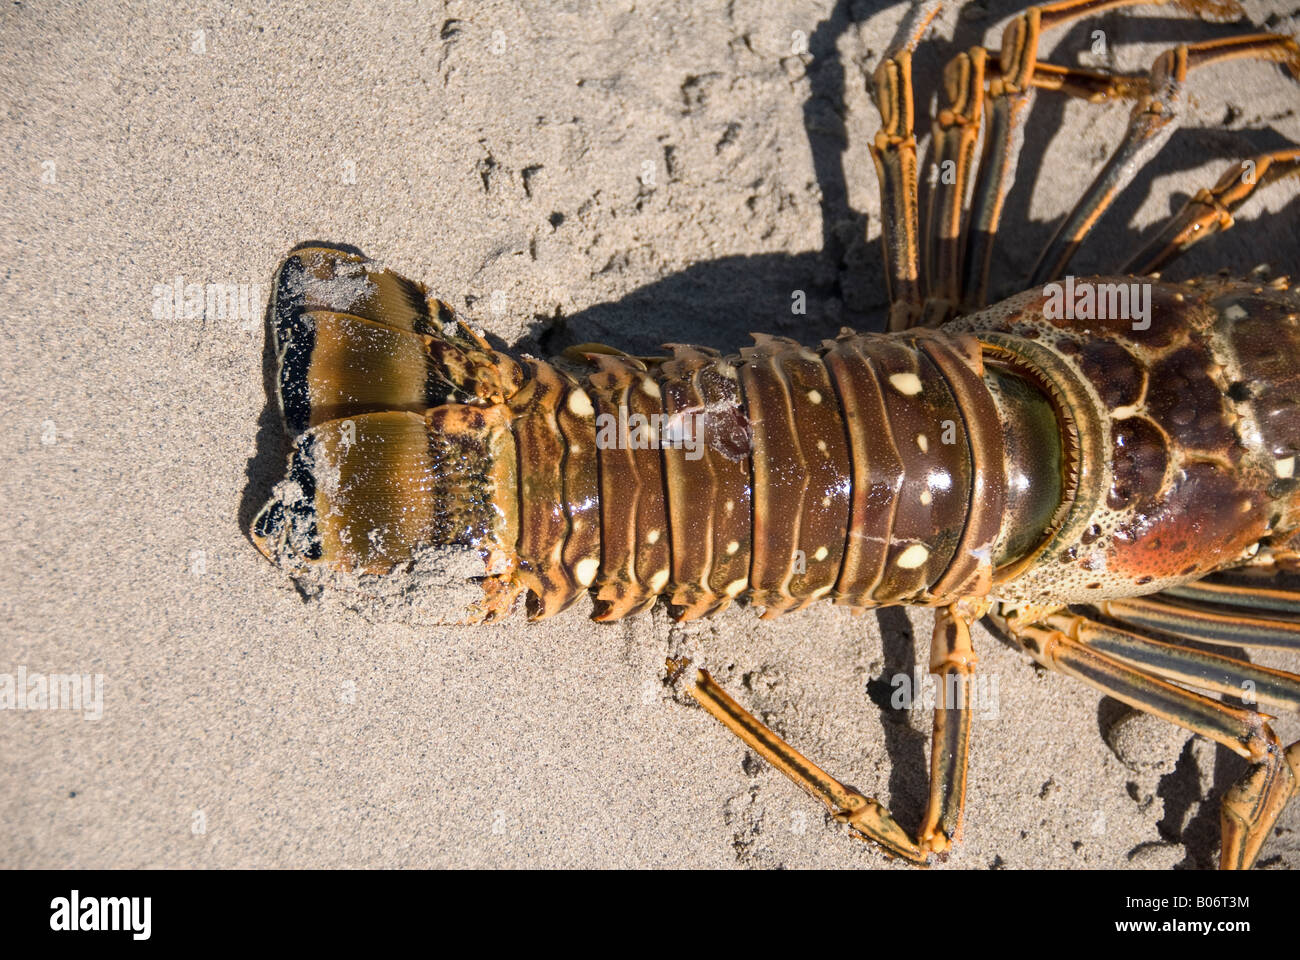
[2,0,1299,869]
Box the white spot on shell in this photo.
[888,372,922,396]
[567,389,594,417]
[919,490,932,506]
[1223,303,1248,322]
[641,378,661,400]
[726,540,740,556]
[896,543,930,569]
[574,557,599,587]
[724,578,748,597]
[1276,456,1295,479]
[649,569,669,593]
[724,500,735,514]
[807,389,823,404]
[816,439,828,454]
[647,529,661,545]
[916,434,928,452]
[813,546,828,562]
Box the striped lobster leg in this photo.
[689,599,988,862]
[995,601,1300,869]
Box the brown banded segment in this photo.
[764,337,851,610]
[626,368,673,608]
[297,311,439,427]
[556,373,601,600]
[659,346,749,619]
[509,359,580,619]
[425,403,519,553]
[307,411,438,573]
[585,354,669,620]
[739,336,835,616]
[823,334,903,608]
[863,338,970,603]
[659,346,716,618]
[916,330,1005,603]
[274,247,522,424]
[685,352,753,613]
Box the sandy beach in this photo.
[3,0,1299,868]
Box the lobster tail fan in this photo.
[269,246,522,434]
[254,247,523,621]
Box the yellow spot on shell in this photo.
[916,434,928,452]
[896,544,930,569]
[919,490,932,506]
[649,569,669,593]
[568,389,594,417]
[724,578,748,597]
[574,557,599,587]
[888,372,922,396]
[807,389,823,404]
[641,378,661,399]
[724,500,735,514]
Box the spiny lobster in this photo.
[251,0,1300,868]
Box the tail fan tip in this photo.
[253,246,525,624]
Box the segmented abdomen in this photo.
[252,247,1015,622]
[511,327,1007,622]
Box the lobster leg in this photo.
[689,669,926,863]
[925,47,987,325]
[1055,611,1300,713]
[1161,571,1300,617]
[1031,34,1300,283]
[688,601,986,862]
[918,600,986,852]
[997,606,1299,868]
[1121,147,1300,275]
[925,53,1152,324]
[1097,595,1300,652]
[871,2,941,332]
[960,0,1184,310]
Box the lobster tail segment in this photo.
[252,246,524,622]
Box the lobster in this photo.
[251,0,1300,868]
